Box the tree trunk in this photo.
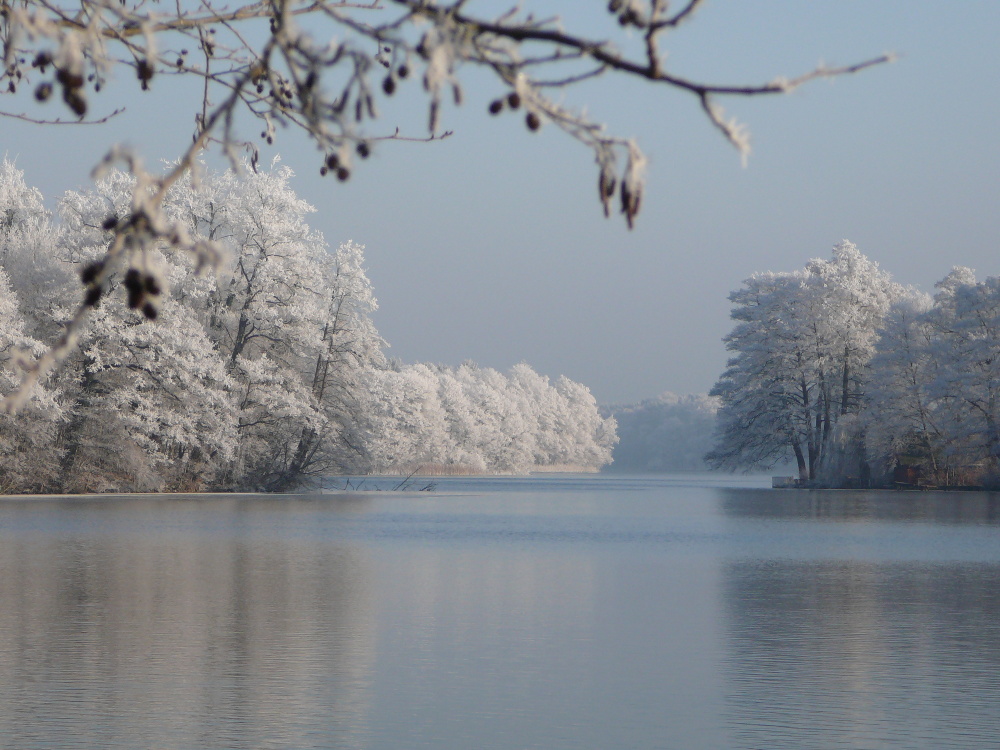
[841,346,851,416]
[793,441,808,481]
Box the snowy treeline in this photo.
[356,362,617,475]
[0,159,616,493]
[708,241,1000,487]
[604,393,718,472]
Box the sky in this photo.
[4,2,1000,405]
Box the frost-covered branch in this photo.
[0,1,892,410]
[2,1,892,224]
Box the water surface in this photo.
[1,474,998,749]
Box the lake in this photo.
[1,474,999,749]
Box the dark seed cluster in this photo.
[607,0,646,27]
[488,92,542,132]
[137,59,154,90]
[81,260,105,307]
[55,66,87,117]
[124,268,163,320]
[319,152,352,181]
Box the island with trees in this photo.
[708,241,1000,489]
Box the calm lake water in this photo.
[1,474,999,749]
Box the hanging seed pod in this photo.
[620,180,640,229]
[33,51,52,71]
[63,89,87,118]
[80,261,104,285]
[488,99,504,115]
[137,59,155,84]
[598,169,616,218]
[55,68,84,89]
[526,111,541,131]
[124,268,144,309]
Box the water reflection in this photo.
[723,559,1000,749]
[3,482,1000,749]
[719,488,1000,525]
[0,498,376,750]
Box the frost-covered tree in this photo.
[286,239,387,478]
[54,170,238,491]
[708,241,898,482]
[0,159,72,337]
[353,363,455,474]
[352,361,616,475]
[0,162,66,491]
[57,160,387,490]
[0,3,891,408]
[922,270,1000,478]
[863,291,948,482]
[863,269,1000,486]
[0,265,63,491]
[59,297,237,492]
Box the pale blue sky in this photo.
[4,2,999,403]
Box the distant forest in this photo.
[604,393,718,473]
[0,160,616,493]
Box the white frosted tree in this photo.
[351,360,616,475]
[59,162,389,490]
[708,242,898,483]
[55,172,239,491]
[708,269,819,478]
[0,159,73,339]
[0,265,63,492]
[0,160,66,491]
[922,269,1000,479]
[863,290,950,482]
[352,364,453,474]
[291,240,388,478]
[553,375,618,470]
[59,297,237,492]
